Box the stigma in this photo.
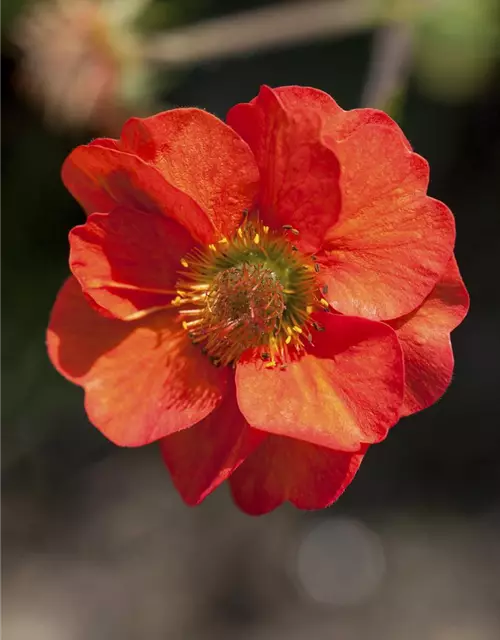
[173,216,328,367]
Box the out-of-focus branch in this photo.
[143,0,384,66]
[361,20,413,112]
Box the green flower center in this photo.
[174,217,326,367]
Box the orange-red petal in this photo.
[272,85,411,150]
[47,277,229,446]
[390,256,469,416]
[160,379,265,506]
[235,314,404,452]
[318,123,455,319]
[62,144,216,244]
[69,206,194,320]
[226,85,342,253]
[230,436,367,515]
[119,108,260,239]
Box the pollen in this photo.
[174,215,326,366]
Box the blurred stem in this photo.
[361,20,413,116]
[143,0,384,66]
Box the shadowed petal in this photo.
[62,145,216,244]
[160,378,265,505]
[230,435,367,515]
[69,207,195,319]
[47,278,229,446]
[390,256,469,416]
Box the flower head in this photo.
[47,85,468,514]
[13,0,152,130]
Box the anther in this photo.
[314,263,320,273]
[237,227,244,238]
[263,226,269,234]
[190,284,210,292]
[253,233,260,245]
[291,245,298,251]
[208,244,217,251]
[320,299,329,309]
[183,319,203,328]
[282,224,293,230]
[322,284,328,295]
[180,258,189,268]
[178,309,201,316]
[290,228,300,236]
[292,326,303,334]
[261,352,271,361]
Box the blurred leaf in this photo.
[1,0,32,27]
[413,0,500,102]
[135,0,211,31]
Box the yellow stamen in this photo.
[253,233,260,245]
[182,319,203,329]
[86,281,175,296]
[208,244,217,251]
[122,305,169,321]
[189,284,210,292]
[320,298,329,308]
[293,325,303,334]
[285,335,292,345]
[178,309,202,316]
[180,258,189,268]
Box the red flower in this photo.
[47,86,469,514]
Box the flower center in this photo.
[207,263,285,342]
[173,217,328,367]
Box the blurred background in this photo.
[2,1,500,638]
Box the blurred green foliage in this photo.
[413,0,500,102]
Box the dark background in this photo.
[2,1,500,638]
